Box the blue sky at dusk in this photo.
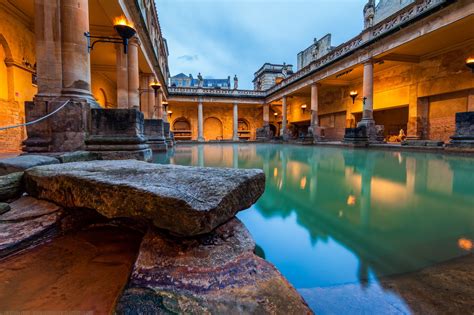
[157,0,368,89]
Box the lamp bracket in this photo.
[84,32,128,54]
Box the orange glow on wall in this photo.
[113,15,134,28]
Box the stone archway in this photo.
[0,34,13,100]
[204,117,223,141]
[96,88,108,108]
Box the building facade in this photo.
[167,0,474,144]
[170,73,232,89]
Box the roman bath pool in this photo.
[155,143,474,313]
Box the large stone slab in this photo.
[116,218,312,314]
[0,155,59,176]
[24,160,265,236]
[0,196,61,221]
[0,172,24,202]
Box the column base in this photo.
[357,119,384,143]
[144,119,168,152]
[85,109,152,162]
[256,125,272,141]
[198,137,205,142]
[448,112,474,148]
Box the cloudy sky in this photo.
[157,0,368,89]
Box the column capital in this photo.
[129,36,141,47]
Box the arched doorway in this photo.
[172,117,192,140]
[204,117,223,141]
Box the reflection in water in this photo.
[154,144,474,290]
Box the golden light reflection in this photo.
[458,238,473,251]
[347,195,356,206]
[113,15,134,28]
[300,177,307,189]
[273,167,278,177]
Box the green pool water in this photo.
[155,144,474,291]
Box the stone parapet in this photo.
[86,109,152,162]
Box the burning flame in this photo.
[458,238,473,251]
[466,57,474,64]
[114,15,134,28]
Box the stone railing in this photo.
[266,0,448,96]
[169,87,266,98]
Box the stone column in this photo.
[163,102,168,123]
[198,101,204,142]
[116,44,129,109]
[233,102,239,141]
[357,60,376,140]
[310,83,320,140]
[60,0,93,98]
[263,104,270,126]
[156,91,163,119]
[127,38,140,109]
[34,0,62,96]
[281,96,288,137]
[147,76,155,119]
[407,84,428,140]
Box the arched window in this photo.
[238,119,250,131]
[173,117,191,131]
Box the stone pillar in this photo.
[310,83,319,140]
[60,0,92,98]
[407,84,428,140]
[233,102,239,141]
[34,0,62,96]
[116,44,129,109]
[147,76,155,119]
[127,38,140,109]
[357,60,377,141]
[198,101,204,142]
[281,96,287,137]
[156,91,163,119]
[361,61,374,121]
[263,104,270,126]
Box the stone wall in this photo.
[0,5,37,152]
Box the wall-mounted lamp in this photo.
[274,112,278,117]
[85,16,136,54]
[349,91,358,104]
[466,57,474,73]
[301,104,307,114]
[163,101,169,112]
[167,110,173,119]
[150,81,161,97]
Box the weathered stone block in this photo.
[58,151,102,163]
[144,119,167,152]
[256,125,273,141]
[86,109,152,162]
[24,160,266,236]
[0,155,59,176]
[116,218,312,314]
[0,203,10,215]
[449,111,474,148]
[343,126,368,146]
[0,172,24,202]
